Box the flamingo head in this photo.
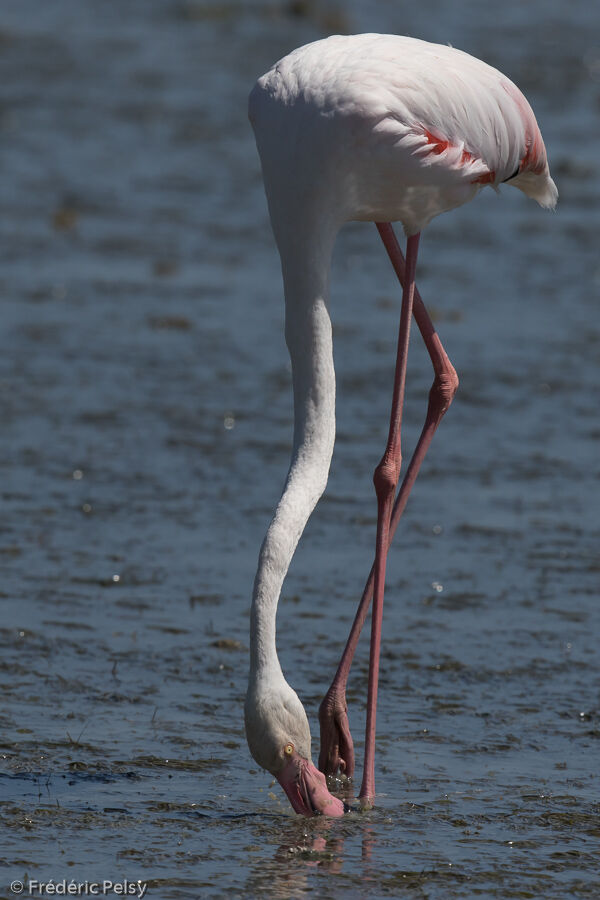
[244,679,345,818]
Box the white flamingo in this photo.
[244,33,557,817]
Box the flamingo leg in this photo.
[318,223,458,782]
[358,230,420,805]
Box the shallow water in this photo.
[1,1,599,897]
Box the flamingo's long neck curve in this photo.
[249,219,338,689]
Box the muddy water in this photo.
[1,1,598,898]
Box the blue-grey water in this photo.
[1,1,598,898]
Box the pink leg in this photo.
[318,223,458,781]
[359,231,419,804]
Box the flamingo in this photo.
[244,33,557,817]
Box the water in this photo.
[1,1,598,897]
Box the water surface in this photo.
[1,1,599,897]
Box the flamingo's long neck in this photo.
[249,220,338,686]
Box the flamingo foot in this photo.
[318,688,355,778]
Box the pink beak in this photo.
[276,751,345,817]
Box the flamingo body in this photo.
[249,34,557,237]
[245,34,556,817]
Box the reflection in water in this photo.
[244,820,382,899]
[247,824,347,899]
[361,825,375,866]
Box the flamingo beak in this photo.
[276,751,345,817]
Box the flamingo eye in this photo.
[284,743,294,757]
